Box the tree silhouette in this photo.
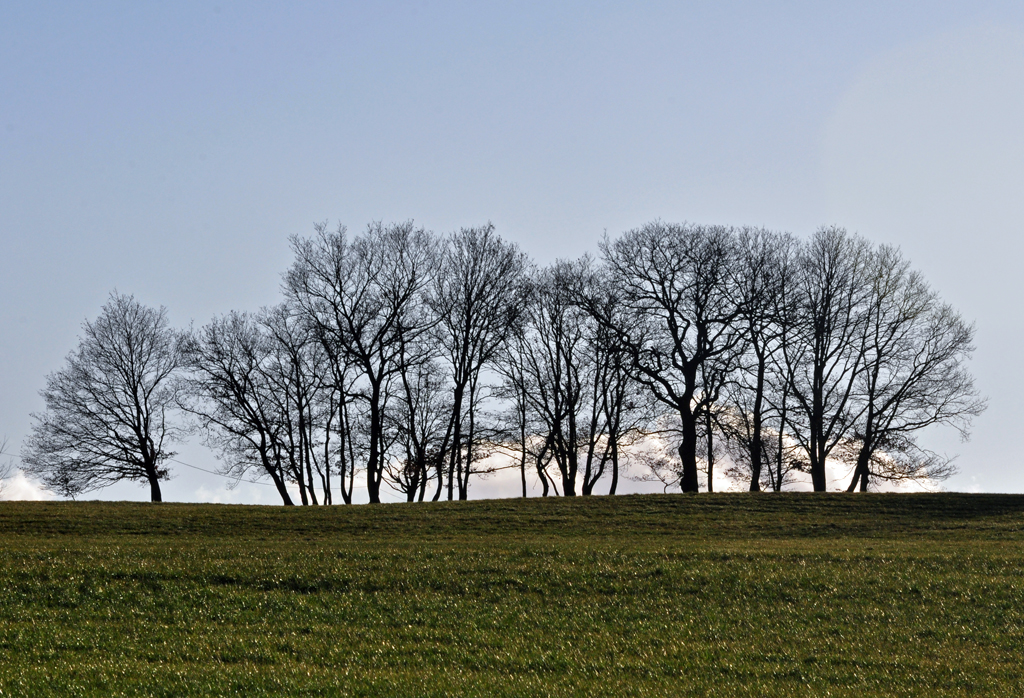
[22,292,183,502]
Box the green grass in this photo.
[1,493,1023,696]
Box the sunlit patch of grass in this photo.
[1,494,1023,696]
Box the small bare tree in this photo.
[0,437,14,498]
[22,292,183,502]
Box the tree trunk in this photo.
[273,478,295,506]
[519,439,528,498]
[417,451,428,502]
[749,360,765,492]
[338,402,353,505]
[367,380,383,504]
[847,441,872,493]
[809,365,827,492]
[538,456,550,497]
[459,396,476,500]
[263,452,295,506]
[321,405,333,505]
[294,454,309,505]
[774,389,789,492]
[705,409,715,493]
[562,449,578,497]
[536,436,552,497]
[296,410,316,505]
[609,437,619,495]
[445,381,466,502]
[809,439,827,492]
[344,453,354,505]
[149,475,162,503]
[581,446,596,496]
[679,404,700,493]
[849,409,875,493]
[406,448,420,503]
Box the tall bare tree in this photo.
[430,224,528,500]
[718,228,798,491]
[500,259,648,497]
[286,221,436,503]
[180,311,298,505]
[22,292,183,502]
[782,227,873,491]
[843,245,985,491]
[597,222,744,493]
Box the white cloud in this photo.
[0,470,53,501]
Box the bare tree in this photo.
[843,245,985,491]
[180,311,298,505]
[597,222,744,493]
[495,324,544,497]
[782,227,873,491]
[180,305,355,506]
[500,262,589,496]
[580,266,655,495]
[499,259,647,497]
[258,304,343,505]
[0,437,14,498]
[717,228,798,491]
[22,292,183,502]
[383,353,450,502]
[286,221,436,504]
[696,358,732,492]
[430,224,528,500]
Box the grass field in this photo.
[1,493,1022,696]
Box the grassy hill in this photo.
[1,493,1022,696]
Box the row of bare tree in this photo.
[20,221,984,503]
[597,223,983,494]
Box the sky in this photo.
[2,1,1023,502]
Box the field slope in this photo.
[1,493,1022,696]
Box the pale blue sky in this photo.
[2,2,1023,500]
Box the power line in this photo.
[166,458,275,487]
[0,449,274,488]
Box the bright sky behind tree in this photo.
[2,1,1023,501]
